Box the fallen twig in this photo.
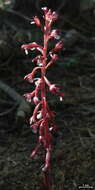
[0,80,31,123]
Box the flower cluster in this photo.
[21,7,64,173]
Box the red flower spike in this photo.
[22,7,64,189]
[31,16,42,27]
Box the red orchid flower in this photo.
[31,16,42,28]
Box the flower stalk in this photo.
[21,7,64,189]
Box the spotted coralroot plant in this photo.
[21,7,64,188]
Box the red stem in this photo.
[43,171,52,190]
[41,18,52,190]
[41,24,48,118]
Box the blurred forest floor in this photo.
[0,2,95,190]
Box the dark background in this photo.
[0,0,95,190]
